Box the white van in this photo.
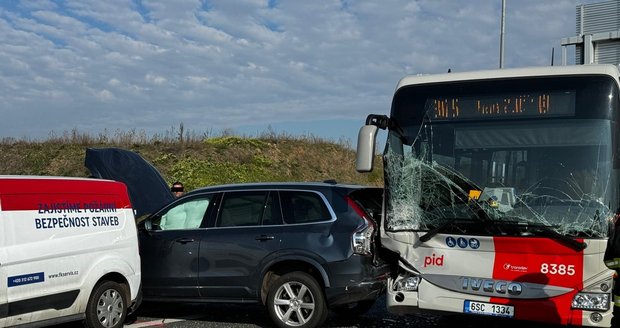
[0,176,141,328]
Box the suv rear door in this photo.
[198,190,282,300]
[275,189,337,262]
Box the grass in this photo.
[0,126,384,190]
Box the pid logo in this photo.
[423,253,445,268]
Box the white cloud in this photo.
[95,89,115,101]
[108,78,121,86]
[0,0,599,141]
[17,0,57,11]
[186,75,211,85]
[145,73,167,85]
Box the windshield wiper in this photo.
[419,217,487,243]
[493,220,587,251]
[419,201,494,243]
[420,217,587,251]
[532,224,587,251]
[419,220,452,243]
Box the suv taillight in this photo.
[347,196,375,256]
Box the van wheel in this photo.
[84,281,127,328]
[266,271,327,328]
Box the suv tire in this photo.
[84,281,127,328]
[267,271,328,328]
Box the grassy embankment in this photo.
[0,128,383,190]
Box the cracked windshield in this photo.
[385,91,613,240]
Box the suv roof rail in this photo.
[323,179,338,185]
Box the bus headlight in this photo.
[571,293,610,311]
[395,275,421,292]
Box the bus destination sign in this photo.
[428,90,576,121]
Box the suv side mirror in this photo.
[356,125,378,172]
[144,219,153,231]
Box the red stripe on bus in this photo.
[491,237,584,325]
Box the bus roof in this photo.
[396,64,620,90]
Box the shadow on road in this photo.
[130,295,562,328]
[133,301,273,327]
[131,297,428,328]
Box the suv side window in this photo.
[217,191,273,227]
[157,196,212,230]
[280,191,331,224]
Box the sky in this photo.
[0,0,600,143]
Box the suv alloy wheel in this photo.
[266,272,328,328]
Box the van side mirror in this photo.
[144,219,153,231]
[356,125,379,172]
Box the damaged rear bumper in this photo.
[324,256,390,306]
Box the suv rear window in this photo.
[218,191,271,227]
[280,191,331,224]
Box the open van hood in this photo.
[84,148,175,219]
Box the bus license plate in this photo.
[463,300,514,318]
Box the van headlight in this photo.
[571,293,610,311]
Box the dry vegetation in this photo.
[0,126,383,190]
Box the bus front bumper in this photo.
[386,276,613,327]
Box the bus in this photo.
[356,64,620,326]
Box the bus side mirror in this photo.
[356,125,379,172]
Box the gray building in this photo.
[561,0,620,65]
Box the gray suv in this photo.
[85,148,390,328]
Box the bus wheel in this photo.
[266,271,327,328]
[84,281,127,328]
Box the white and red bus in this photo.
[356,64,620,326]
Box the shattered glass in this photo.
[384,119,613,239]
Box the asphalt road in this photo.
[115,295,561,328]
[50,294,563,328]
